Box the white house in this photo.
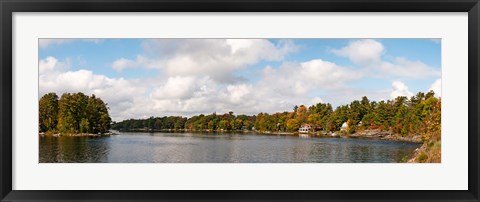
[298,124,312,133]
[340,122,348,131]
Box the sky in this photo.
[39,39,441,121]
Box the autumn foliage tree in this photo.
[39,92,112,134]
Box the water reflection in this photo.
[39,136,110,163]
[39,132,420,163]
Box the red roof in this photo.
[300,124,311,128]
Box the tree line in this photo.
[111,90,441,139]
[39,92,112,134]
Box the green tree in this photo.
[285,118,300,132]
[218,120,229,130]
[88,95,111,133]
[48,92,111,134]
[39,93,59,132]
[57,93,86,133]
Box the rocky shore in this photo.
[350,129,423,143]
[275,129,424,143]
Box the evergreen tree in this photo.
[39,93,59,132]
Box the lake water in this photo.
[39,132,420,163]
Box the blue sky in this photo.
[39,39,441,121]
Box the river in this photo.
[39,132,420,163]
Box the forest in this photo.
[39,92,112,134]
[111,90,441,140]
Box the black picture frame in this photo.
[1,0,479,201]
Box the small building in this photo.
[314,125,323,132]
[298,124,312,133]
[341,122,348,131]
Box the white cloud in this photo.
[163,39,297,82]
[429,78,442,97]
[226,39,297,61]
[151,76,198,100]
[259,59,361,97]
[212,59,363,114]
[128,58,357,119]
[39,56,70,74]
[333,39,440,79]
[111,55,163,72]
[226,84,253,104]
[331,39,384,65]
[40,69,143,105]
[390,81,413,99]
[112,39,298,83]
[379,57,440,79]
[111,58,136,72]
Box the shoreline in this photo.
[346,129,423,143]
[58,128,422,144]
[39,132,114,137]
[248,129,422,144]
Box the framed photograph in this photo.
[1,0,479,201]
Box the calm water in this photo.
[39,132,420,163]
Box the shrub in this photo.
[418,152,428,162]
